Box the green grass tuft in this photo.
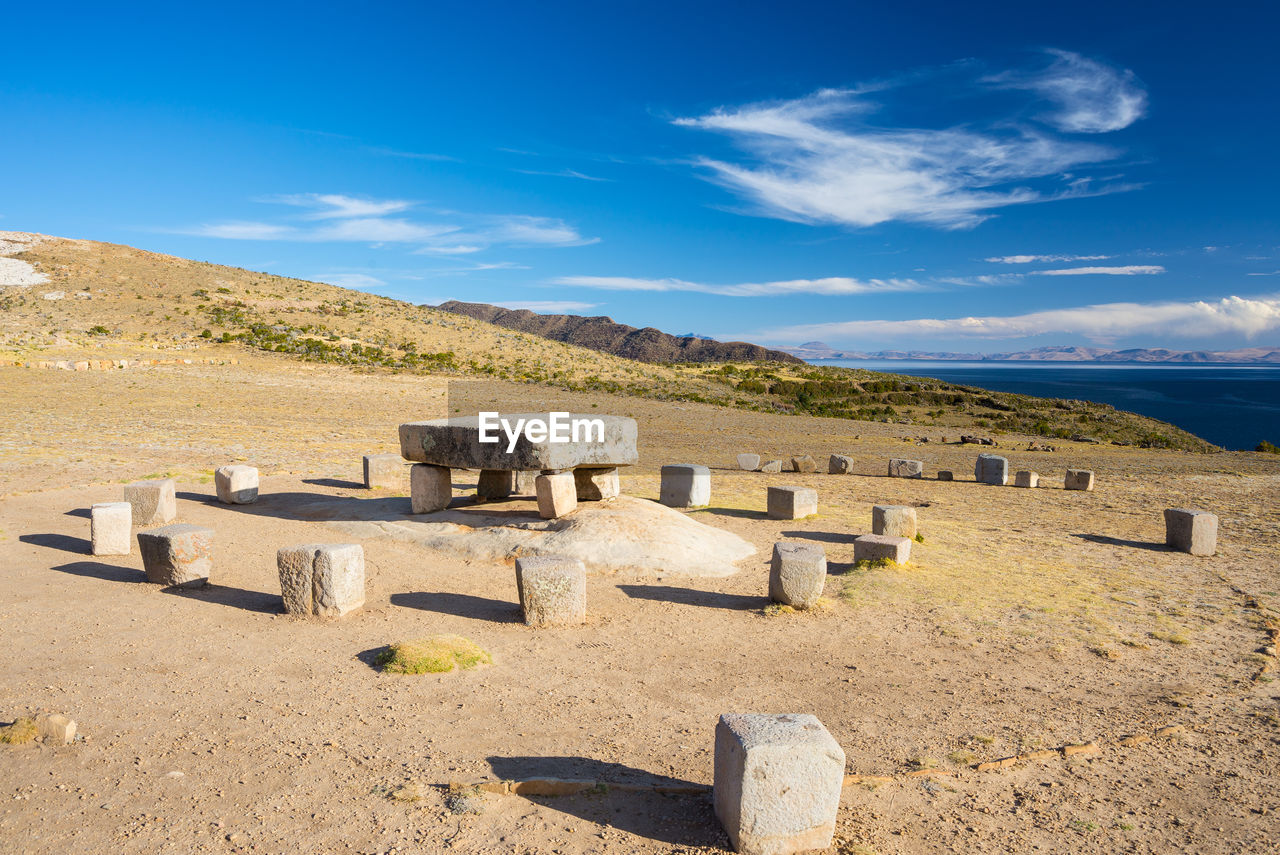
[375,635,492,674]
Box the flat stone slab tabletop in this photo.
[399,413,639,471]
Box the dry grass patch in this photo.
[374,635,492,675]
[0,717,37,745]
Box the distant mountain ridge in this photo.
[782,342,1280,364]
[435,301,803,364]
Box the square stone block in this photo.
[767,486,817,520]
[215,465,259,504]
[536,471,578,519]
[937,470,954,482]
[410,464,452,513]
[828,454,854,475]
[137,523,212,587]
[714,713,845,855]
[1164,508,1218,556]
[760,460,783,474]
[791,455,817,473]
[91,502,131,556]
[574,467,620,501]
[477,468,519,500]
[975,454,1009,486]
[737,453,761,471]
[854,534,911,564]
[768,542,826,608]
[1013,470,1039,488]
[124,478,176,526]
[872,505,917,539]
[277,543,366,618]
[1065,469,1095,491]
[516,555,586,627]
[35,713,76,744]
[660,464,711,508]
[363,453,407,490]
[888,458,923,478]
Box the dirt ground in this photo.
[1,355,1278,854]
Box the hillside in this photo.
[435,299,804,364]
[0,233,1219,451]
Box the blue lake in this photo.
[817,360,1280,451]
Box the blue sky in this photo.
[3,1,1279,352]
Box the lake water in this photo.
[818,360,1280,451]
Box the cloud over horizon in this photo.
[552,274,923,297]
[758,294,1280,345]
[674,51,1146,230]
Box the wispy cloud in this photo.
[987,50,1148,134]
[986,254,1111,264]
[674,52,1146,230]
[178,195,595,253]
[312,272,387,289]
[761,294,1280,344]
[493,300,600,312]
[553,274,922,297]
[1032,265,1164,276]
[514,168,611,182]
[364,146,458,162]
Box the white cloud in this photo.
[553,274,923,297]
[986,254,1111,264]
[493,300,600,312]
[674,84,1130,230]
[184,221,298,240]
[989,50,1148,134]
[364,146,457,162]
[1032,265,1164,276]
[761,294,1280,344]
[265,193,416,219]
[313,272,387,289]
[312,218,458,242]
[514,168,610,182]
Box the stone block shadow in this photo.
[781,530,857,545]
[688,507,764,520]
[19,533,89,554]
[302,477,366,490]
[1072,533,1169,552]
[618,584,767,611]
[51,560,145,584]
[485,755,720,847]
[63,507,92,519]
[390,591,521,623]
[161,583,282,614]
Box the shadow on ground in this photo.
[688,507,764,520]
[390,591,521,623]
[781,530,856,544]
[51,561,145,583]
[161,583,281,614]
[1073,533,1170,552]
[63,507,92,519]
[485,755,721,847]
[301,477,366,489]
[20,533,89,554]
[618,584,767,611]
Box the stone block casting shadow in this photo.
[161,584,282,614]
[19,533,90,555]
[301,477,366,490]
[1072,533,1170,552]
[485,756,719,846]
[390,591,521,623]
[688,507,765,520]
[63,507,92,519]
[617,584,768,611]
[51,561,145,584]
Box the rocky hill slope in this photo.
[435,300,803,364]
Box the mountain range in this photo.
[780,342,1280,364]
[435,301,803,364]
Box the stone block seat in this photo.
[398,413,638,517]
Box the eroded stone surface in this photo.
[277,543,366,618]
[660,464,711,508]
[124,478,176,526]
[91,502,131,556]
[937,470,954,482]
[215,465,259,504]
[888,458,923,479]
[573,467,620,501]
[737,454,761,471]
[767,486,817,520]
[1065,469,1095,491]
[1014,470,1040,488]
[791,455,817,473]
[872,505,917,539]
[760,460,783,474]
[516,555,586,627]
[137,523,212,587]
[975,454,1009,486]
[364,454,407,490]
[399,413,638,470]
[854,534,911,564]
[1164,508,1218,556]
[410,464,452,513]
[828,455,854,475]
[768,542,826,608]
[536,472,578,519]
[714,713,844,855]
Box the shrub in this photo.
[375,635,492,674]
[1256,440,1280,454]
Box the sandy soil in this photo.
[1,355,1278,854]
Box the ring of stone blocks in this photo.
[277,543,366,618]
[660,464,711,508]
[714,713,845,855]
